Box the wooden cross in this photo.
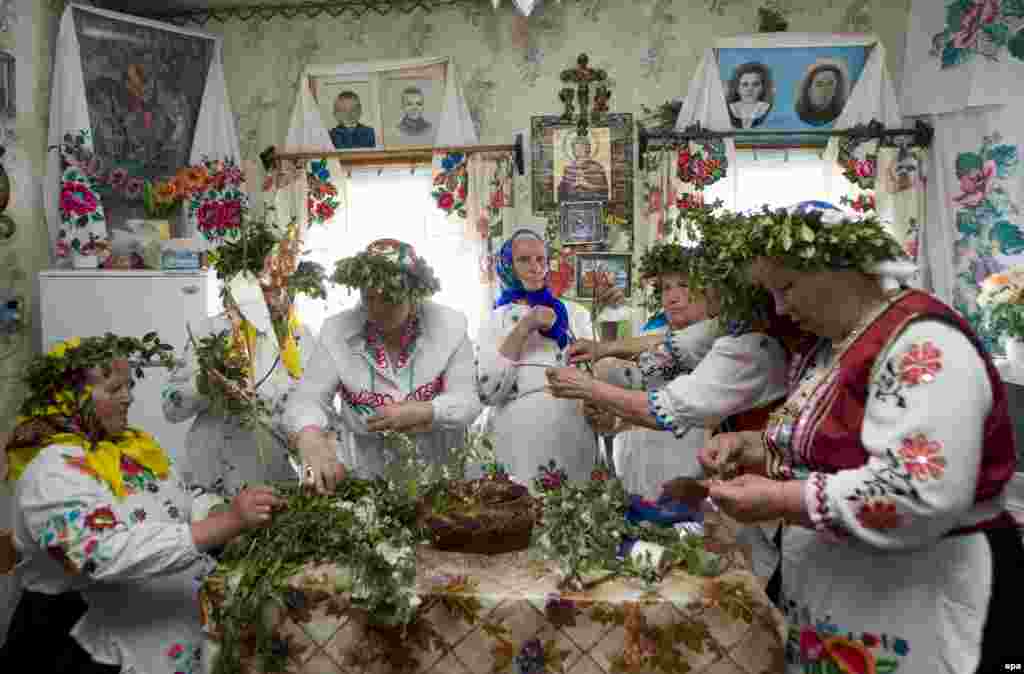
[559,53,611,138]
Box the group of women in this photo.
[2,200,1022,673]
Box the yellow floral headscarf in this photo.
[4,333,176,497]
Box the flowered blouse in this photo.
[13,443,215,674]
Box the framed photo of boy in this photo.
[575,252,632,299]
[717,43,870,146]
[531,113,634,221]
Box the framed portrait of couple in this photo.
[716,43,871,146]
[530,113,634,226]
[311,63,444,150]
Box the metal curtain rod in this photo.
[261,134,526,175]
[639,119,934,160]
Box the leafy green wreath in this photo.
[331,251,441,306]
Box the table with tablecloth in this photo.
[199,521,785,674]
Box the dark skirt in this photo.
[0,590,119,673]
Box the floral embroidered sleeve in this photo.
[475,308,522,406]
[431,332,483,429]
[19,448,203,581]
[161,317,217,424]
[804,320,992,549]
[648,333,787,437]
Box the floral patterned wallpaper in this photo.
[209,0,911,237]
[0,0,63,430]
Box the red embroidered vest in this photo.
[797,290,1016,507]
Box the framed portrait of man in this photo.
[313,76,381,151]
[531,113,633,221]
[381,75,442,147]
[716,43,870,146]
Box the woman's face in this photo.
[809,70,839,109]
[512,238,547,292]
[659,273,706,329]
[737,72,764,103]
[751,257,834,336]
[363,288,413,332]
[87,360,134,437]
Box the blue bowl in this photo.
[626,494,702,526]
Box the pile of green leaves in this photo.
[331,251,441,305]
[530,461,721,591]
[210,479,422,674]
[21,332,176,418]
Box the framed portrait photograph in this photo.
[559,201,606,245]
[380,74,442,147]
[575,252,632,299]
[717,44,870,146]
[532,113,633,220]
[312,75,381,151]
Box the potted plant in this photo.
[978,266,1024,361]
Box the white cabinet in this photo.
[38,270,219,469]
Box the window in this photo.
[704,148,836,212]
[295,166,487,339]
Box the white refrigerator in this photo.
[36,269,219,468]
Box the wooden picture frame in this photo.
[531,113,633,221]
[575,252,632,299]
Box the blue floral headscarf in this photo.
[493,229,572,349]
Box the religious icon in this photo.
[555,129,611,204]
[559,201,606,245]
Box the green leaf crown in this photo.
[331,249,441,305]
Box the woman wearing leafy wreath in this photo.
[698,207,1022,672]
[547,209,816,583]
[286,238,481,490]
[1,333,280,674]
[162,218,321,499]
[593,241,710,499]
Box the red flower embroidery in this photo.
[84,538,98,555]
[84,506,118,531]
[121,456,144,476]
[898,341,942,385]
[437,192,454,211]
[898,433,947,481]
[799,628,824,662]
[856,498,903,530]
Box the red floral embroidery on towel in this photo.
[898,433,947,481]
[898,341,942,386]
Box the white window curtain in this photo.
[704,148,835,211]
[295,166,486,339]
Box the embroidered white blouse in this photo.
[780,320,1000,673]
[283,301,481,478]
[475,300,598,482]
[162,312,316,495]
[13,444,215,674]
[647,318,790,437]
